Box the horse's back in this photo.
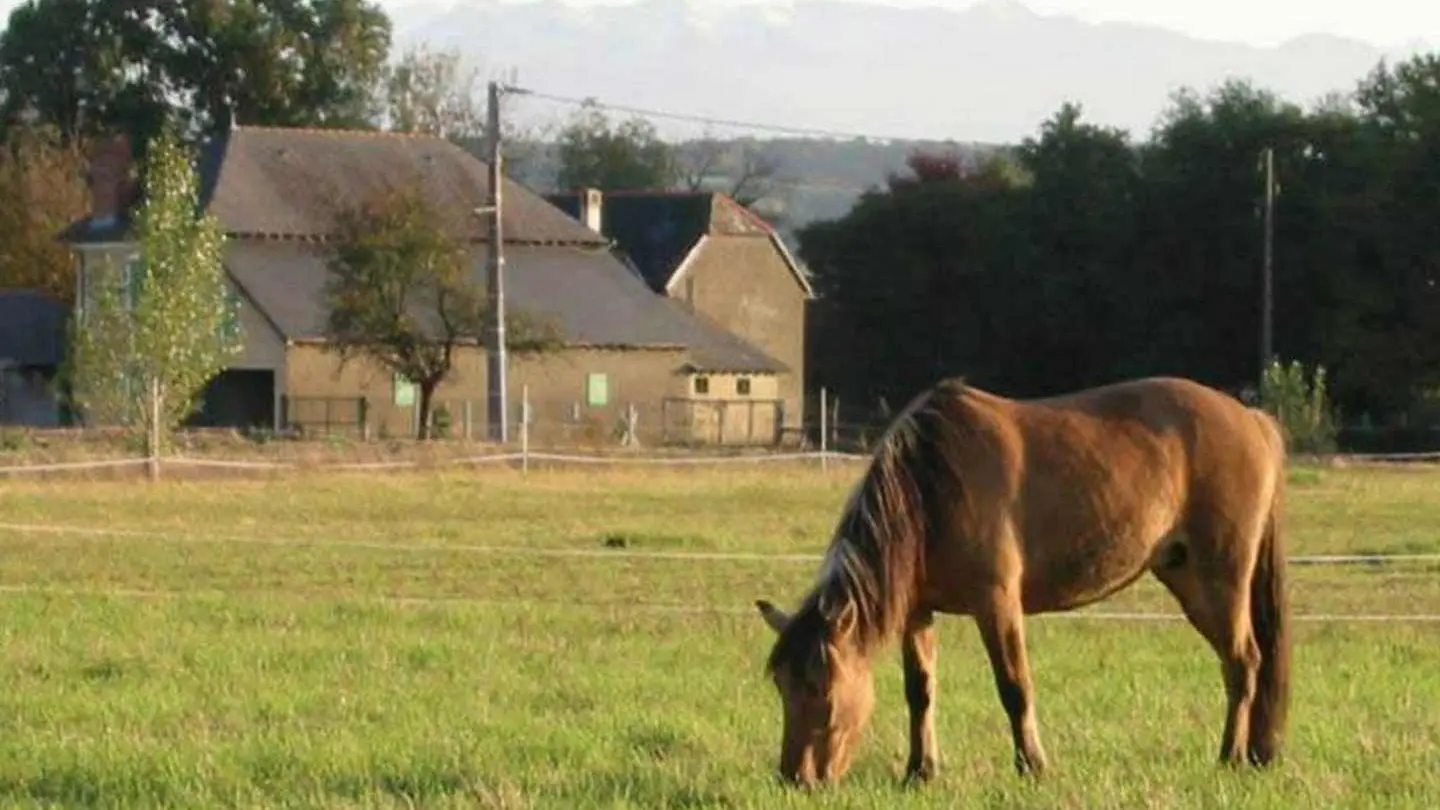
[919,376,1285,613]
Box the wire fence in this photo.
[6,383,1440,478]
[3,520,1438,570]
[0,521,1436,623]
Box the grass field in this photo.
[1,462,1438,809]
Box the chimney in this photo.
[578,187,603,234]
[86,133,134,226]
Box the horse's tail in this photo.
[1248,415,1292,766]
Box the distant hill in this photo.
[392,0,1425,143]
[418,0,1431,231]
[484,135,998,236]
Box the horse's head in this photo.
[755,598,875,787]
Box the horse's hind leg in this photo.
[974,587,1049,776]
[1152,530,1262,766]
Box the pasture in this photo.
[0,462,1437,809]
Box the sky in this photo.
[0,0,1431,51]
[384,0,1437,50]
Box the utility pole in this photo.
[483,80,508,443]
[1260,145,1275,380]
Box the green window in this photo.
[122,256,145,309]
[586,373,609,407]
[394,373,417,406]
[220,288,242,343]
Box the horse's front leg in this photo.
[975,588,1049,777]
[902,609,939,784]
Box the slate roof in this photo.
[0,290,66,367]
[60,126,786,374]
[225,239,786,374]
[65,126,611,246]
[545,189,814,297]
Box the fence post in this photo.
[819,387,829,471]
[147,375,161,482]
[463,400,472,441]
[520,384,530,473]
[832,396,840,451]
[620,403,639,447]
[359,397,370,441]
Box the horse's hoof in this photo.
[903,759,936,786]
[1015,754,1048,780]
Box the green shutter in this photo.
[220,288,242,343]
[586,373,609,407]
[124,257,145,308]
[394,373,417,406]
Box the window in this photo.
[693,375,710,395]
[394,373,417,406]
[220,288,242,343]
[586,373,609,407]
[121,255,145,311]
[736,377,752,396]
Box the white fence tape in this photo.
[0,583,1435,623]
[0,521,1436,568]
[0,450,872,476]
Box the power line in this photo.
[509,85,950,144]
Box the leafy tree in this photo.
[1013,103,1145,388]
[165,0,392,133]
[66,126,241,463]
[1135,81,1311,386]
[800,147,1029,406]
[0,122,89,301]
[0,0,164,144]
[0,0,393,144]
[377,44,485,139]
[1259,358,1338,454]
[323,186,562,439]
[554,102,674,190]
[1346,54,1440,412]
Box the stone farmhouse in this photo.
[60,126,805,445]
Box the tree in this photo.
[0,121,89,301]
[323,186,562,439]
[0,0,393,145]
[1014,103,1146,388]
[1347,53,1440,413]
[0,0,167,144]
[377,44,485,139]
[66,126,241,464]
[674,135,784,206]
[165,0,393,133]
[554,102,674,190]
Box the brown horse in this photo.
[755,376,1291,786]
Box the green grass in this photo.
[0,463,1438,808]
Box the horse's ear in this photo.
[755,599,791,634]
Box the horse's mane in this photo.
[769,380,967,676]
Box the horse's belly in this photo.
[1018,523,1171,614]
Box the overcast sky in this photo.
[384,0,1436,50]
[0,0,1431,52]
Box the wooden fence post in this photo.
[520,384,530,473]
[147,375,160,482]
[819,387,829,471]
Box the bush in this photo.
[1259,359,1338,454]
